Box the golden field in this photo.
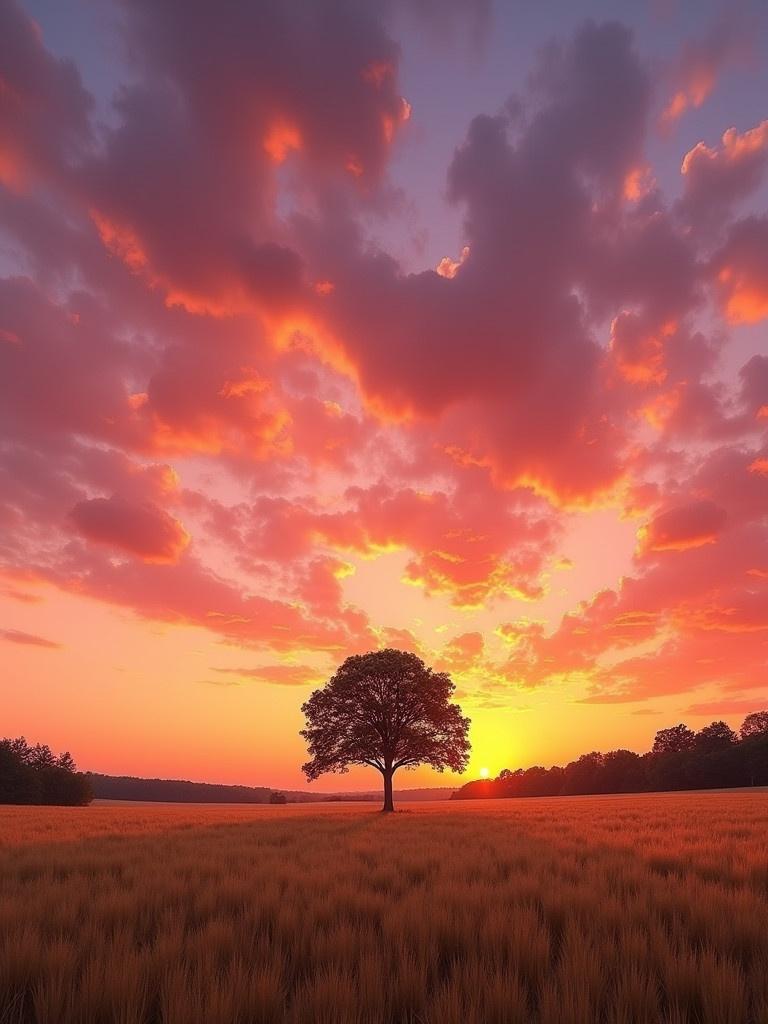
[1,792,767,1023]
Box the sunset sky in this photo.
[2,0,767,791]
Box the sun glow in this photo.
[479,766,490,779]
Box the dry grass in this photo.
[1,791,767,1023]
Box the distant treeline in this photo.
[88,774,455,803]
[87,773,329,804]
[0,737,93,805]
[453,713,768,800]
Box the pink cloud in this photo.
[1,4,766,729]
[0,628,61,649]
[69,497,190,564]
[660,18,751,129]
[73,0,410,320]
[680,121,768,229]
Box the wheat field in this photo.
[1,792,767,1023]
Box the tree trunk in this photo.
[382,767,395,813]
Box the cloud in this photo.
[660,18,751,129]
[213,665,326,687]
[14,554,372,655]
[0,628,61,649]
[436,632,485,673]
[739,356,768,422]
[69,496,191,564]
[237,473,559,608]
[638,500,728,554]
[685,698,767,718]
[680,121,768,230]
[714,216,768,324]
[490,436,768,704]
[609,311,669,385]
[0,277,145,453]
[291,20,660,503]
[74,0,410,319]
[0,5,766,728]
[0,0,92,189]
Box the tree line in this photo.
[87,773,329,803]
[0,737,93,805]
[452,712,768,800]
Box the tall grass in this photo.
[1,792,767,1022]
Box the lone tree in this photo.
[300,649,471,812]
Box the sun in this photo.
[479,766,490,779]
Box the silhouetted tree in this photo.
[269,791,287,804]
[28,742,57,769]
[519,765,565,796]
[601,749,645,792]
[652,724,696,754]
[0,737,92,805]
[562,752,605,795]
[301,649,470,812]
[0,742,37,803]
[694,720,737,754]
[740,711,768,740]
[741,732,768,786]
[57,751,77,772]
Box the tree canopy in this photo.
[740,711,768,740]
[652,724,696,754]
[0,737,92,805]
[301,648,470,811]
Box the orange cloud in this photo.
[719,272,768,324]
[682,121,768,178]
[610,313,671,385]
[436,632,484,673]
[622,165,654,201]
[641,387,684,431]
[436,246,470,280]
[213,664,326,687]
[90,209,149,273]
[661,81,711,129]
[638,501,727,554]
[263,120,302,164]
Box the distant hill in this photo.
[88,773,455,804]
